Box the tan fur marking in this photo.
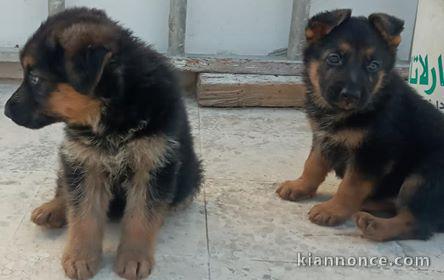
[59,23,117,56]
[339,42,351,53]
[115,206,164,279]
[62,165,110,280]
[277,144,330,201]
[308,61,321,95]
[372,71,386,94]
[305,28,315,41]
[397,174,424,207]
[93,51,112,89]
[60,132,173,279]
[364,47,375,57]
[305,24,333,43]
[328,129,367,148]
[63,212,106,279]
[31,196,66,228]
[127,137,174,174]
[333,168,374,210]
[46,83,102,129]
[308,61,330,108]
[389,35,402,47]
[61,135,173,180]
[22,55,35,68]
[309,167,374,226]
[372,19,402,48]
[114,137,172,279]
[308,118,320,131]
[114,136,173,278]
[355,209,417,241]
[305,10,350,43]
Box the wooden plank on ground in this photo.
[172,55,410,78]
[172,56,304,76]
[197,73,305,107]
[0,62,22,79]
[0,49,410,81]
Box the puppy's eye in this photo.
[326,53,343,66]
[367,60,381,72]
[29,73,40,85]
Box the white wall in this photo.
[0,0,48,49]
[65,0,170,52]
[185,0,293,56]
[0,0,417,61]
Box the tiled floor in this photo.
[0,80,443,279]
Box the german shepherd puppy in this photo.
[4,8,202,280]
[277,9,444,241]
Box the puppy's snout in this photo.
[339,88,361,103]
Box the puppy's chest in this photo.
[61,135,173,180]
[314,128,367,151]
[311,119,368,175]
[310,117,367,151]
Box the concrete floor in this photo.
[0,80,443,279]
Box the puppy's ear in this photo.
[59,23,116,93]
[305,9,352,43]
[67,45,112,93]
[369,13,404,49]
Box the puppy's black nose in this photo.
[339,88,361,103]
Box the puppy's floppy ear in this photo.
[66,45,112,93]
[305,9,352,43]
[59,23,116,93]
[369,13,404,49]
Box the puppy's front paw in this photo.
[115,247,154,280]
[31,199,66,228]
[276,179,316,201]
[62,250,101,280]
[309,201,352,226]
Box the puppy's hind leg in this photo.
[355,172,437,241]
[31,175,67,228]
[354,209,419,241]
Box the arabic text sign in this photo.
[409,54,444,110]
[409,0,444,112]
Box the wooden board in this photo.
[178,70,197,96]
[172,56,304,76]
[197,73,305,107]
[0,62,22,80]
[172,55,410,78]
[0,47,410,79]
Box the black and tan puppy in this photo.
[4,8,202,280]
[277,9,444,241]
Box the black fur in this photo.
[4,7,202,217]
[304,10,444,239]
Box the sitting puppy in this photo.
[4,8,202,280]
[277,9,444,241]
